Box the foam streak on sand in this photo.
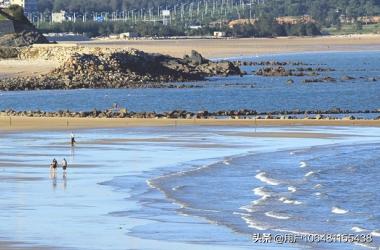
[255,172,280,186]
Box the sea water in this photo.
[0,51,380,113]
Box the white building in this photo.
[52,11,70,23]
[213,31,226,38]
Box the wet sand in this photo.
[0,116,379,132]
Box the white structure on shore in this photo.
[0,0,36,13]
[52,11,70,23]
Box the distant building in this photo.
[120,32,138,39]
[0,0,37,13]
[213,31,226,38]
[52,11,70,23]
[189,25,202,30]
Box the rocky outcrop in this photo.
[0,6,49,47]
[0,46,19,58]
[0,31,49,47]
[0,108,379,120]
[255,66,334,77]
[0,48,242,90]
[303,77,337,83]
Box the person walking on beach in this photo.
[71,132,76,147]
[50,158,58,171]
[62,158,68,172]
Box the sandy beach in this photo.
[81,35,380,58]
[0,116,379,132]
[1,125,379,250]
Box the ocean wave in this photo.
[252,187,271,205]
[352,226,369,233]
[172,185,186,191]
[223,160,230,165]
[279,197,302,205]
[255,172,280,186]
[305,171,315,177]
[265,211,291,220]
[331,206,349,214]
[314,184,322,189]
[288,186,297,193]
[371,230,380,237]
[240,215,268,231]
[253,187,271,198]
[353,242,377,249]
[299,161,308,168]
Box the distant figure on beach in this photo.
[50,158,58,171]
[62,158,68,172]
[71,132,76,146]
[112,102,119,111]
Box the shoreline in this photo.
[0,116,380,132]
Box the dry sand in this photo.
[0,116,379,132]
[80,34,380,58]
[0,59,59,79]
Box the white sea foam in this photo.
[353,242,376,249]
[146,180,156,189]
[314,184,322,189]
[240,215,268,231]
[252,187,271,205]
[314,192,321,196]
[305,171,315,177]
[265,211,290,220]
[255,172,280,186]
[172,185,185,191]
[239,205,255,213]
[299,161,308,168]
[279,197,302,205]
[371,230,380,237]
[352,226,368,233]
[253,187,271,198]
[223,160,230,165]
[289,152,295,155]
[288,186,297,193]
[331,207,349,214]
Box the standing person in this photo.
[50,158,58,171]
[71,132,76,147]
[62,158,68,172]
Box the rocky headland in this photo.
[0,47,242,90]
